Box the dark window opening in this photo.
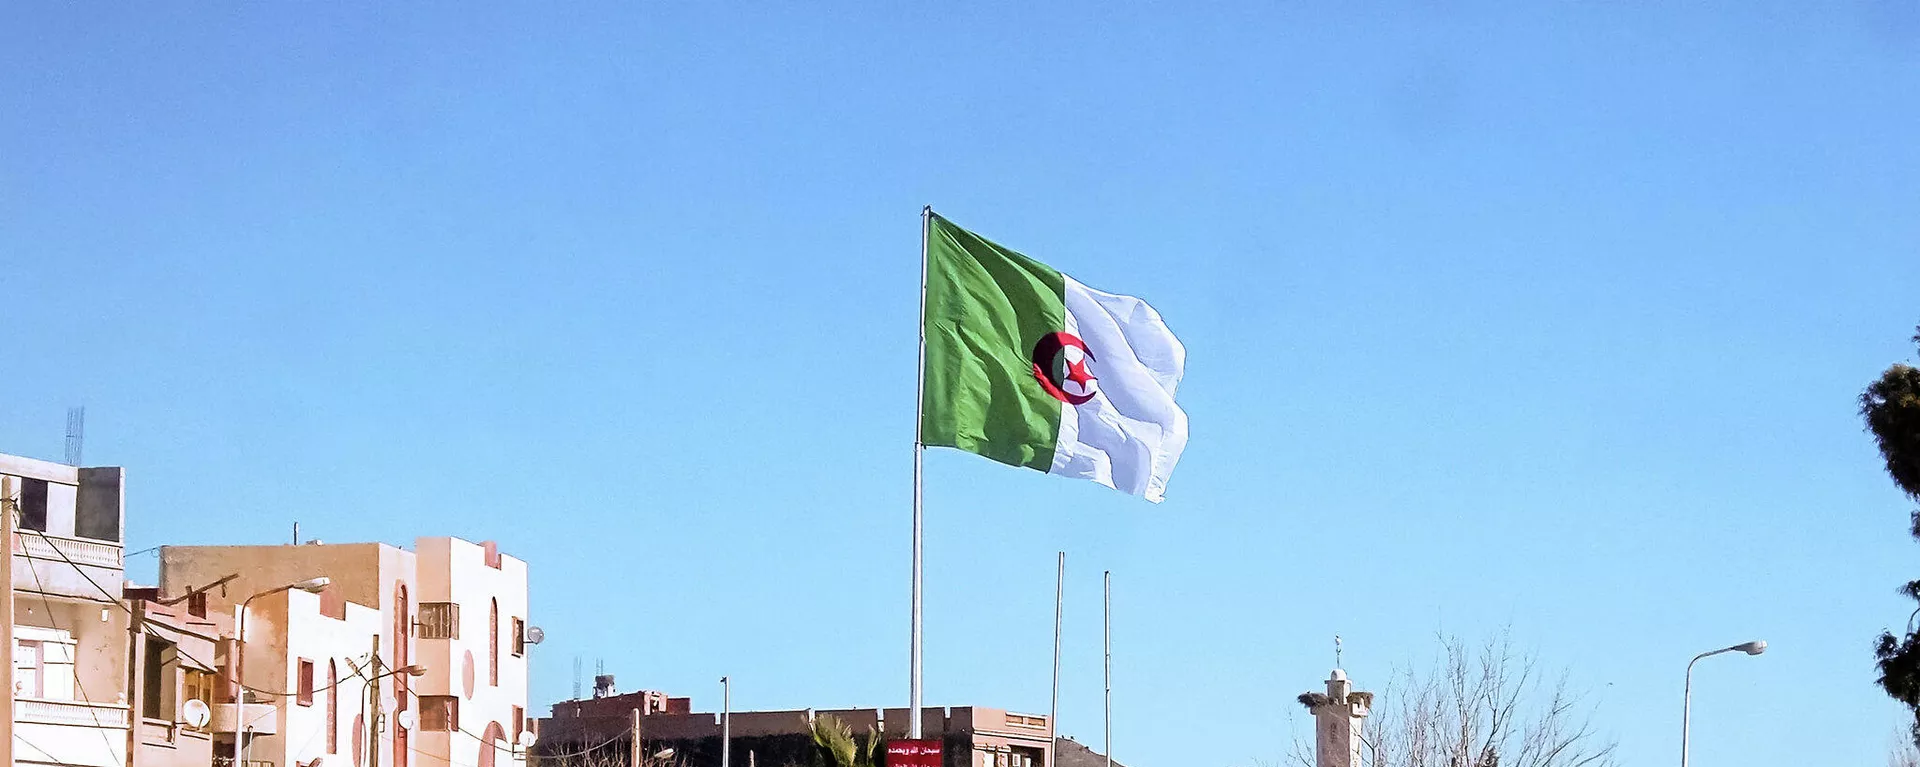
[142,637,172,719]
[19,478,48,532]
[74,468,121,542]
[419,696,460,732]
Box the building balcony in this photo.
[209,703,279,735]
[12,698,131,767]
[12,529,125,603]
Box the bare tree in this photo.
[1289,633,1616,767]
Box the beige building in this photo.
[125,587,222,767]
[538,684,1054,767]
[4,453,132,767]
[160,537,532,767]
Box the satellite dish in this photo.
[517,732,537,748]
[396,710,417,731]
[524,626,545,646]
[181,699,212,729]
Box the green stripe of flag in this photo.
[920,213,1067,471]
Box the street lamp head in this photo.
[292,577,331,593]
[1736,640,1767,655]
[399,664,427,677]
[653,749,676,760]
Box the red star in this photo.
[1065,356,1097,386]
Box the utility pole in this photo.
[629,708,642,767]
[720,677,731,767]
[3,477,16,767]
[368,634,383,767]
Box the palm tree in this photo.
[810,714,885,767]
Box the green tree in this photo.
[1866,326,1920,746]
[810,714,885,767]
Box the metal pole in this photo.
[1103,571,1111,767]
[235,600,249,767]
[721,677,732,767]
[1681,658,1696,767]
[1049,552,1064,749]
[2,478,16,767]
[909,205,931,740]
[631,708,642,767]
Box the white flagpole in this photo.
[1050,552,1065,753]
[910,205,932,740]
[1104,570,1112,767]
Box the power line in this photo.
[21,527,359,699]
[18,534,134,759]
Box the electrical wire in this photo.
[22,524,547,760]
[18,532,136,759]
[21,526,361,698]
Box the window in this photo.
[75,467,121,542]
[488,599,499,687]
[18,477,48,532]
[14,628,76,700]
[478,722,506,767]
[183,669,214,718]
[510,618,525,657]
[187,591,208,619]
[418,696,460,732]
[142,637,173,719]
[416,602,460,640]
[511,706,524,741]
[327,661,340,753]
[297,659,316,706]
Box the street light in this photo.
[1681,639,1766,767]
[234,577,332,767]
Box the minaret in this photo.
[1300,668,1372,767]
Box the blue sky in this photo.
[6,3,1920,765]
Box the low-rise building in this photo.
[125,586,222,767]
[160,537,532,767]
[5,453,132,767]
[534,681,1053,767]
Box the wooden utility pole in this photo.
[3,476,16,767]
[368,634,383,767]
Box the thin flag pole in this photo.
[1050,552,1065,749]
[1103,570,1112,767]
[910,205,932,740]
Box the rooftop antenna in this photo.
[64,407,85,466]
[572,656,583,700]
[1335,635,1343,668]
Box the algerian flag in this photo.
[920,213,1188,502]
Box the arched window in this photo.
[489,598,499,687]
[327,660,339,754]
[478,721,506,767]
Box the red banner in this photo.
[886,739,942,767]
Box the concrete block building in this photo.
[160,537,531,767]
[535,682,1054,767]
[5,453,132,767]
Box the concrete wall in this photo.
[7,454,132,767]
[231,589,381,767]
[130,600,221,767]
[412,537,529,767]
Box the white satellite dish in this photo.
[181,699,212,729]
[396,710,418,731]
[524,626,545,646]
[517,732,537,748]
